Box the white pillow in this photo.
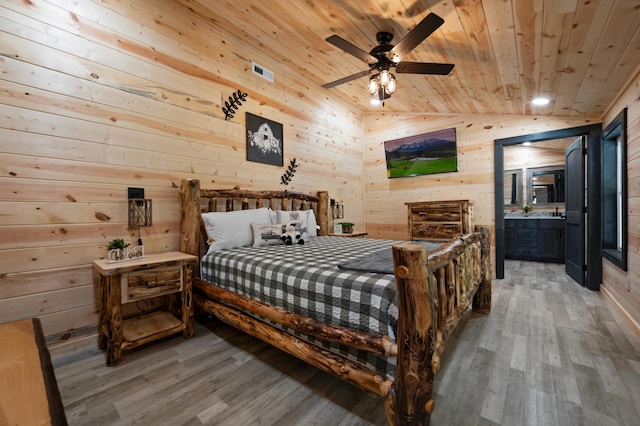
[201,207,271,254]
[251,223,283,246]
[306,209,319,237]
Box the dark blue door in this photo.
[565,137,586,286]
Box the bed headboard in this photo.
[179,179,329,260]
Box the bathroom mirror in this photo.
[526,166,565,205]
[504,169,522,206]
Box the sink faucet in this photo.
[555,206,559,216]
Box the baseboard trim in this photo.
[601,285,640,338]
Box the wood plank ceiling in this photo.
[178,0,640,117]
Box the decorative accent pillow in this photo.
[276,210,309,237]
[201,207,271,254]
[251,223,283,246]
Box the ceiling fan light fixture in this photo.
[368,75,379,95]
[385,75,397,94]
[368,71,397,99]
[379,69,391,86]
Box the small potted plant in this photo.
[107,238,130,262]
[522,204,532,217]
[338,222,354,234]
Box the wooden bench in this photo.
[0,318,68,425]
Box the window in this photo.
[601,108,627,270]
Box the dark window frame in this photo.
[601,108,627,270]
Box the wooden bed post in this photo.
[317,191,329,236]
[180,179,201,258]
[386,243,435,426]
[472,225,492,314]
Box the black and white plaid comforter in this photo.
[200,236,406,378]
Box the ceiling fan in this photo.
[322,13,454,101]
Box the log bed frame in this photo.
[179,179,491,425]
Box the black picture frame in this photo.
[246,112,283,166]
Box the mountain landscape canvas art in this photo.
[384,128,458,178]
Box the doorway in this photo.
[494,124,602,290]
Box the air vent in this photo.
[252,61,274,83]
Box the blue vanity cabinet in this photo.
[505,218,565,263]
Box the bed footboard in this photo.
[386,227,491,425]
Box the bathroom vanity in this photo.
[504,215,565,263]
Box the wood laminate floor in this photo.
[52,261,640,425]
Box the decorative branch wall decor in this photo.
[222,90,248,120]
[280,158,298,185]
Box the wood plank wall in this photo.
[0,0,364,337]
[600,70,640,330]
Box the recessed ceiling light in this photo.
[532,97,550,106]
[523,142,532,146]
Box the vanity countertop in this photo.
[505,212,565,219]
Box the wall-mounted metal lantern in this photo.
[128,198,152,228]
[128,187,151,247]
[331,198,344,220]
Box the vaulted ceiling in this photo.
[181,0,640,117]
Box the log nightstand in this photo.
[93,251,197,366]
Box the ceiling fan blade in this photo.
[389,13,444,61]
[322,69,373,88]
[396,62,454,75]
[325,35,378,64]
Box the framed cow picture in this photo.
[246,112,284,166]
